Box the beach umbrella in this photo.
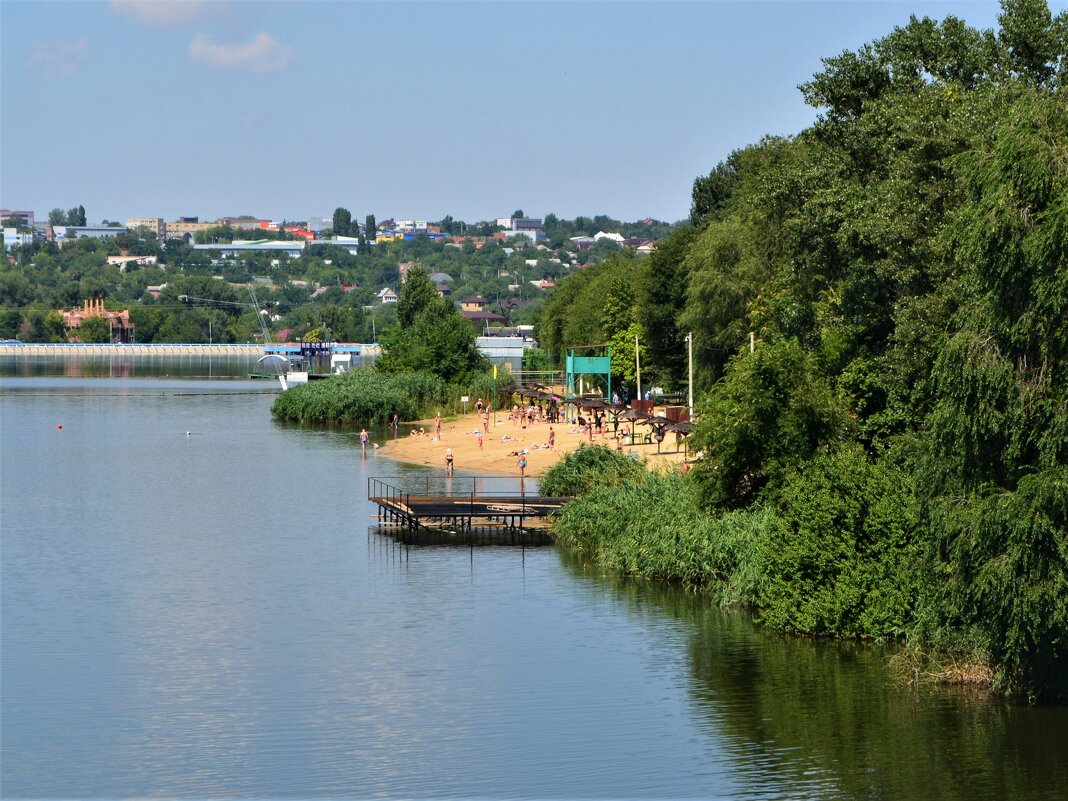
[643,416,674,454]
[668,420,693,455]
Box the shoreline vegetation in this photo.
[541,447,1004,695]
[268,3,1068,703]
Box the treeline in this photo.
[272,269,513,424]
[540,1,1067,701]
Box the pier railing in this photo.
[366,476,568,536]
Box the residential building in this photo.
[167,217,216,239]
[376,287,398,304]
[125,217,165,239]
[460,295,486,312]
[594,231,625,243]
[463,309,508,329]
[217,217,266,230]
[0,209,35,228]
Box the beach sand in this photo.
[373,411,689,477]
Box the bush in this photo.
[753,445,919,638]
[539,444,649,497]
[271,367,446,424]
[690,339,847,509]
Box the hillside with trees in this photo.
[540,0,1067,701]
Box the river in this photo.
[2,374,1066,799]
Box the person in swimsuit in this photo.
[445,448,454,475]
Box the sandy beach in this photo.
[373,410,689,477]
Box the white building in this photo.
[310,236,361,255]
[376,287,398,304]
[53,225,127,241]
[2,227,35,250]
[192,239,305,258]
[107,255,159,270]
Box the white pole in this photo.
[750,331,755,353]
[687,331,694,421]
[635,334,641,401]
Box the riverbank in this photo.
[376,411,689,477]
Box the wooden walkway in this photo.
[368,477,569,538]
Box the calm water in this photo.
[2,376,1066,800]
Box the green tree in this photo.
[332,207,353,236]
[690,150,742,227]
[77,315,112,343]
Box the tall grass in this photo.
[271,368,447,424]
[552,470,766,604]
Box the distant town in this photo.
[0,207,679,345]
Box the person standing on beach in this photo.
[435,412,442,439]
[548,427,555,449]
[476,429,483,450]
[517,453,527,480]
[476,397,484,415]
[445,448,454,474]
[359,429,369,453]
[482,411,490,434]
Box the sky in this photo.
[2,1,1063,225]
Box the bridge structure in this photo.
[368,476,569,544]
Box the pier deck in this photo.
[368,477,569,540]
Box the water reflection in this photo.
[556,552,1068,801]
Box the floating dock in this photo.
[368,477,569,544]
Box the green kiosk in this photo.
[565,345,612,418]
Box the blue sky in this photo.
[2,1,1061,225]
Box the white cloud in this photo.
[189,31,294,72]
[27,38,89,77]
[109,1,212,28]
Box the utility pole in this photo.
[635,334,642,402]
[687,331,694,421]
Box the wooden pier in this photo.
[368,477,569,543]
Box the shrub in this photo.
[539,444,649,497]
[753,445,919,638]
